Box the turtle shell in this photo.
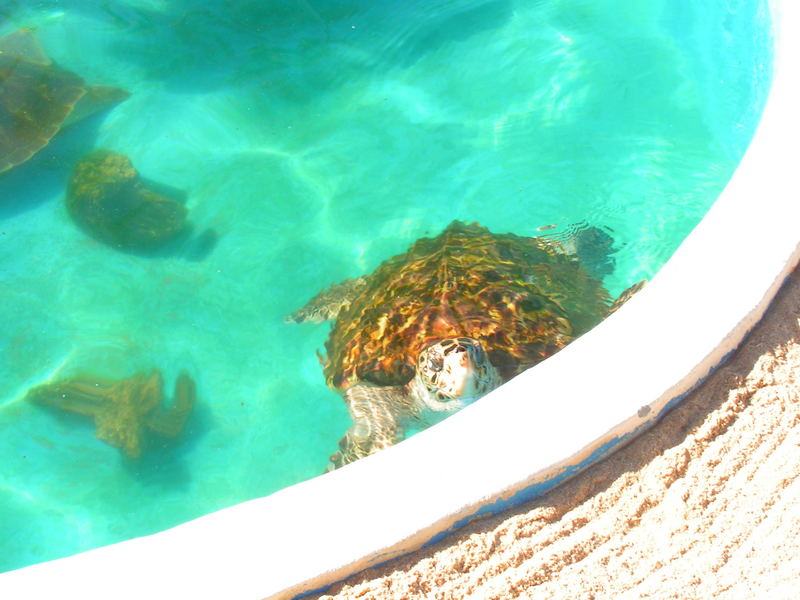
[0,29,127,174]
[66,150,188,250]
[325,220,611,390]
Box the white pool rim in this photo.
[2,1,799,598]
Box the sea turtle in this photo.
[287,220,640,469]
[0,28,129,174]
[66,150,188,250]
[27,369,196,458]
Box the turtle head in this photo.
[416,337,500,410]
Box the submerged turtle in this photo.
[287,220,641,469]
[66,150,188,250]
[0,28,129,174]
[27,369,196,458]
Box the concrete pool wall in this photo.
[1,0,798,598]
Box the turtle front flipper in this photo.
[328,383,416,470]
[145,371,196,438]
[285,276,367,324]
[63,85,130,127]
[609,280,647,314]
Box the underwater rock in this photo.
[26,370,196,458]
[66,150,188,250]
[0,29,129,174]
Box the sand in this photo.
[313,266,800,600]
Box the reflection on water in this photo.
[0,0,771,573]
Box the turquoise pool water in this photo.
[0,0,771,572]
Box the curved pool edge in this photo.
[2,1,798,598]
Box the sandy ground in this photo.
[313,266,800,600]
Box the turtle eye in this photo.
[428,356,444,372]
